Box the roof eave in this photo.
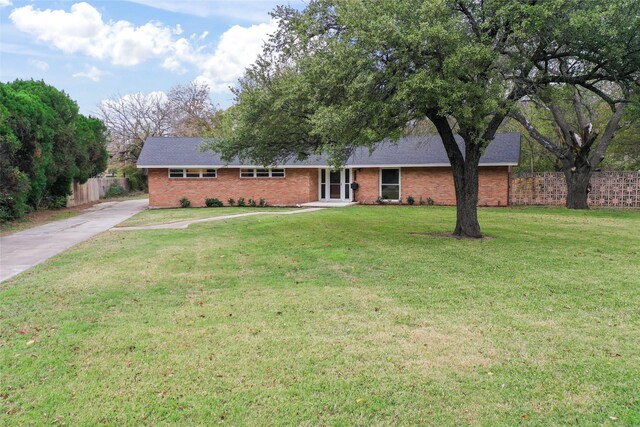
[137,162,519,169]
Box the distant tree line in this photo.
[0,79,108,221]
[98,81,220,191]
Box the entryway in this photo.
[319,168,353,202]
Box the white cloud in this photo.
[0,0,12,8]
[10,2,278,93]
[73,65,104,81]
[195,20,278,92]
[28,59,49,71]
[10,2,191,67]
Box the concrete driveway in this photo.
[0,199,147,283]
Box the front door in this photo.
[320,168,351,201]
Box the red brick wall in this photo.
[353,167,510,207]
[148,166,510,208]
[353,168,379,204]
[148,168,319,207]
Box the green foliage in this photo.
[40,194,69,210]
[0,102,31,221]
[227,198,235,206]
[217,0,619,161]
[407,196,415,206]
[121,164,148,192]
[179,197,191,208]
[248,198,257,207]
[205,198,224,207]
[237,197,246,207]
[0,79,109,220]
[105,183,127,198]
[259,198,268,207]
[209,0,640,235]
[73,115,109,183]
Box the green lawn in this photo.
[118,206,288,227]
[1,206,639,425]
[0,210,81,236]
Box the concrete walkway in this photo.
[111,207,325,231]
[0,199,148,283]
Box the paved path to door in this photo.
[111,207,325,231]
[0,199,148,283]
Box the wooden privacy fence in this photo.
[67,177,129,207]
[510,172,640,208]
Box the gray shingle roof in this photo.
[137,133,520,168]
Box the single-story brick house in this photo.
[137,133,521,208]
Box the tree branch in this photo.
[455,1,481,40]
[549,104,575,149]
[573,88,589,130]
[427,110,464,167]
[510,110,564,158]
[590,103,626,166]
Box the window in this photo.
[168,168,217,178]
[344,168,351,198]
[239,168,286,178]
[380,168,400,200]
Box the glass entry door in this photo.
[320,168,351,201]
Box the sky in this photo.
[0,0,304,115]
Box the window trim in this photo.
[239,168,286,178]
[379,168,401,201]
[168,168,217,178]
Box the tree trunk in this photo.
[451,143,482,238]
[428,114,484,238]
[563,168,592,209]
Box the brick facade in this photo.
[354,166,510,206]
[148,168,319,207]
[147,166,511,207]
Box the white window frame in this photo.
[168,168,217,178]
[379,168,401,201]
[318,168,352,201]
[239,168,286,178]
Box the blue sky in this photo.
[0,0,303,115]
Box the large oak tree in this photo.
[215,0,639,237]
[511,84,633,209]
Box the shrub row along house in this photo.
[137,133,521,207]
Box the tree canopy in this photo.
[99,81,218,164]
[0,79,108,221]
[214,0,640,237]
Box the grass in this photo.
[118,207,287,227]
[0,193,147,236]
[1,206,639,425]
[0,210,81,236]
